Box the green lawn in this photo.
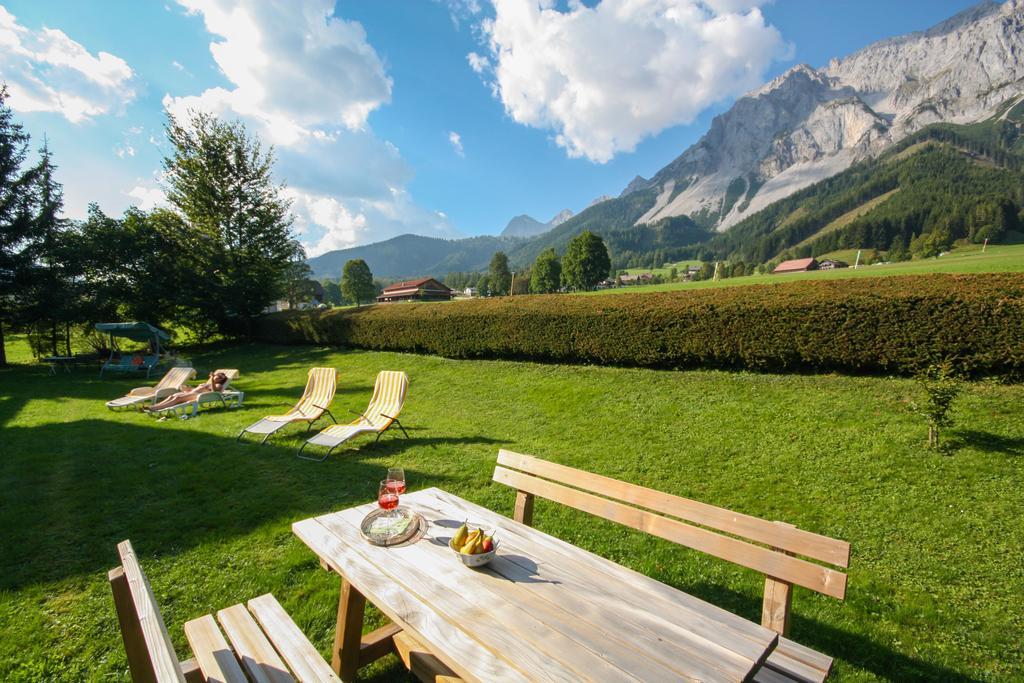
[588,243,1024,295]
[1,344,1023,681]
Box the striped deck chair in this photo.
[148,369,242,419]
[237,367,337,444]
[297,371,409,461]
[105,366,196,410]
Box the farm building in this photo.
[772,258,818,274]
[818,259,848,270]
[619,272,654,284]
[377,277,455,303]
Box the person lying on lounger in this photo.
[146,371,228,411]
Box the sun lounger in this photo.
[297,370,409,461]
[237,367,337,444]
[105,366,196,410]
[148,369,243,419]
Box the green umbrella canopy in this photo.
[94,322,170,344]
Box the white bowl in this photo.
[449,539,499,567]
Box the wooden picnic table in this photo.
[293,487,780,682]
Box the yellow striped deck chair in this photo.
[237,367,337,444]
[298,371,409,461]
[105,366,196,410]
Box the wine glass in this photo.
[378,480,399,514]
[386,467,406,495]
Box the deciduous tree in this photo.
[529,248,561,294]
[489,251,512,296]
[341,258,375,305]
[561,231,610,291]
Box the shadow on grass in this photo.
[684,581,977,682]
[948,429,1024,456]
[0,418,501,591]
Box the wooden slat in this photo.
[247,594,341,683]
[183,614,248,683]
[116,540,186,683]
[359,622,401,667]
[330,502,756,682]
[216,603,294,683]
[393,630,460,682]
[292,517,532,683]
[496,449,850,567]
[426,489,777,669]
[493,466,847,599]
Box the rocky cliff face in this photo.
[630,0,1024,230]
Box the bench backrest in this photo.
[493,449,850,634]
[109,540,187,683]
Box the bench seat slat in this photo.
[762,636,832,683]
[216,603,295,683]
[248,594,341,683]
[182,614,248,683]
[497,449,850,567]
[493,465,847,599]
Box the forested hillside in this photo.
[679,118,1024,265]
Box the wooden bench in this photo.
[493,449,851,683]
[109,539,342,682]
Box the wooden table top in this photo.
[293,487,778,682]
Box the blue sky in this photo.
[1,0,982,255]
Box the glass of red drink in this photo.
[386,467,406,495]
[378,480,400,514]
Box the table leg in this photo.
[334,576,367,681]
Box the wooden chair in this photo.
[492,449,851,683]
[108,539,341,682]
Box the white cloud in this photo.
[448,130,465,157]
[160,0,450,253]
[171,60,185,71]
[167,0,391,143]
[0,6,135,123]
[474,0,790,162]
[127,185,167,210]
[466,51,490,74]
[289,187,455,257]
[116,144,135,158]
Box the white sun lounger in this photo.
[105,366,196,410]
[148,369,243,419]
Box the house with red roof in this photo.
[376,277,455,303]
[772,257,819,274]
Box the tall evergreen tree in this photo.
[561,231,611,291]
[0,86,41,365]
[341,258,375,306]
[529,247,561,294]
[489,251,512,296]
[163,110,303,334]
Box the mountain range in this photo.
[307,1,1024,280]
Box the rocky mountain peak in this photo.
[629,0,1024,231]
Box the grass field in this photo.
[588,243,1024,296]
[1,342,1022,681]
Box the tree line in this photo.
[0,88,307,363]
[445,230,612,296]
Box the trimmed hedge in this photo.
[255,274,1024,375]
